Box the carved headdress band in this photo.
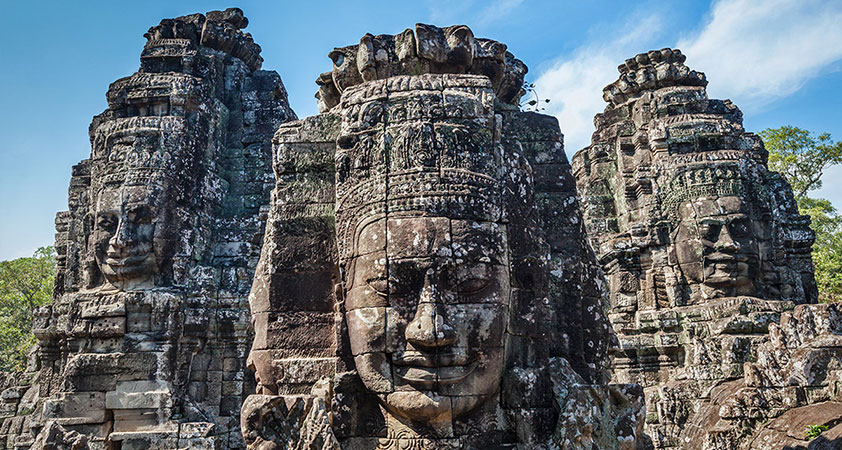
[316,23,527,112]
[657,162,768,224]
[91,118,186,189]
[334,75,504,260]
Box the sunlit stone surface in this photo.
[572,49,839,449]
[0,8,295,449]
[241,24,648,450]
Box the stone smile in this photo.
[105,253,150,266]
[392,354,478,387]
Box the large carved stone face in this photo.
[344,215,510,423]
[672,195,765,298]
[91,185,169,291]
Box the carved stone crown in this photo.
[334,74,504,260]
[142,7,262,71]
[658,163,763,224]
[91,119,184,190]
[316,23,527,112]
[602,48,707,106]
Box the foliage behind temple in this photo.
[761,126,842,302]
[0,247,55,371]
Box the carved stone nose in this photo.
[715,226,739,252]
[111,219,136,248]
[405,302,457,349]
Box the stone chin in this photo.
[697,250,758,296]
[378,390,490,423]
[94,239,161,290]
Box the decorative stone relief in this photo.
[572,49,821,449]
[242,25,650,450]
[0,8,295,450]
[681,303,842,449]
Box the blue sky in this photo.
[1,0,841,260]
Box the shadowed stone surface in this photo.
[0,8,294,450]
[680,303,842,449]
[241,24,649,450]
[572,48,834,450]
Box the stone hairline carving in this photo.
[334,76,505,262]
[656,161,769,225]
[315,23,528,112]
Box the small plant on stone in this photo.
[804,424,829,440]
[520,81,551,112]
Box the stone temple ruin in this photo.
[573,49,841,449]
[241,24,646,449]
[0,8,840,450]
[0,8,294,449]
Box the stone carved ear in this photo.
[335,151,352,184]
[83,213,101,289]
[513,256,544,291]
[328,49,345,68]
[357,34,377,82]
[333,278,345,309]
[84,255,101,290]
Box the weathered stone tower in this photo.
[572,49,821,448]
[240,24,649,450]
[0,8,294,449]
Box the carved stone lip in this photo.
[393,360,478,387]
[392,352,471,367]
[705,252,751,263]
[105,253,150,267]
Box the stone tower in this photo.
[240,24,649,449]
[0,8,295,449]
[572,49,819,448]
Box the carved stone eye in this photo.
[699,223,721,241]
[366,277,389,296]
[454,277,490,295]
[729,218,750,237]
[330,51,345,68]
[97,214,117,232]
[337,135,357,150]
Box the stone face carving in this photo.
[0,9,295,450]
[90,177,169,292]
[664,165,775,301]
[572,49,820,449]
[243,25,648,450]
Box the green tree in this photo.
[761,126,842,302]
[760,126,842,198]
[0,246,55,371]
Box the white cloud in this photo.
[423,0,524,27]
[533,0,842,154]
[475,0,525,27]
[533,15,663,153]
[677,0,842,109]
